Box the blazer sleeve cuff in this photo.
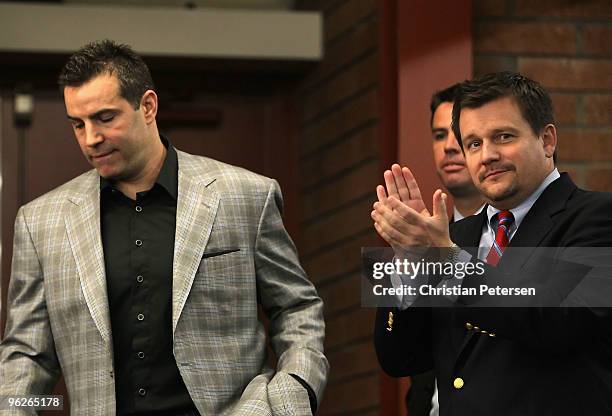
[277,346,329,409]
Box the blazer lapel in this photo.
[450,209,487,256]
[172,152,220,335]
[499,173,576,268]
[65,179,112,345]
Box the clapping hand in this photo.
[371,164,452,256]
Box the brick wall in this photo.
[473,0,612,191]
[296,0,381,414]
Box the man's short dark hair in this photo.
[430,83,460,126]
[58,39,154,109]
[451,72,555,156]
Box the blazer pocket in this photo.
[197,248,247,277]
[201,248,240,259]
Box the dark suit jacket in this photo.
[375,173,612,416]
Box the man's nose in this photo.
[85,125,104,147]
[480,140,500,165]
[444,132,461,153]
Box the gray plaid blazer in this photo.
[0,150,328,415]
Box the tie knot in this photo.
[496,210,514,227]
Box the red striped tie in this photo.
[486,210,515,266]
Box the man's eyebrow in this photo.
[461,132,477,143]
[431,127,448,133]
[491,126,520,135]
[66,108,117,121]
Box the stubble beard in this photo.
[446,181,479,199]
[482,180,519,205]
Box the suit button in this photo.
[465,322,473,330]
[137,313,145,321]
[138,388,146,396]
[453,377,464,389]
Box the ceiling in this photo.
[62,0,296,9]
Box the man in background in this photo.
[405,84,485,416]
[0,40,327,416]
[430,84,484,222]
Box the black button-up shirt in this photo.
[101,138,194,415]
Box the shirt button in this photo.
[137,313,145,321]
[135,206,143,212]
[137,351,145,359]
[136,275,144,283]
[135,239,142,246]
[138,388,146,396]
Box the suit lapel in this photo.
[499,173,576,268]
[450,210,487,256]
[65,175,112,344]
[172,152,220,335]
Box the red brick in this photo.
[319,274,362,317]
[304,19,377,89]
[517,0,612,19]
[583,25,612,56]
[301,126,378,188]
[475,22,576,54]
[325,307,375,350]
[473,0,509,16]
[325,0,376,43]
[318,373,379,415]
[473,55,516,77]
[556,129,612,162]
[327,340,378,382]
[556,164,584,187]
[518,58,612,90]
[301,52,378,122]
[585,168,612,191]
[583,95,612,125]
[300,88,378,156]
[303,232,380,285]
[301,161,379,220]
[551,93,577,125]
[301,197,373,255]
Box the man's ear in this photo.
[541,124,557,159]
[140,90,158,124]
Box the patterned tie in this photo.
[485,210,515,266]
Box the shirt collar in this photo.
[100,134,178,200]
[453,204,486,222]
[486,168,560,233]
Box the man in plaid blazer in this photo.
[0,41,327,415]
